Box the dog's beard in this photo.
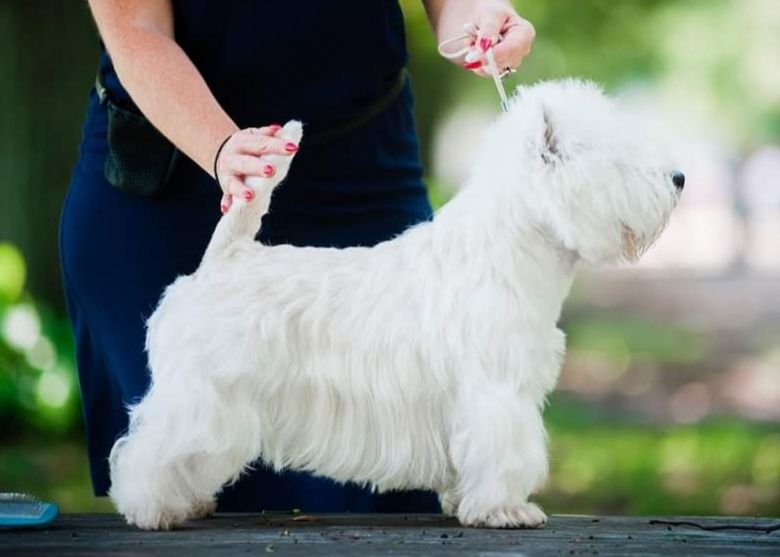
[620,219,669,262]
[621,225,642,262]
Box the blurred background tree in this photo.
[1,0,778,515]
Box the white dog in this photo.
[109,79,683,530]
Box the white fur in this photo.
[109,79,680,530]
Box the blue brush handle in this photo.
[0,501,59,528]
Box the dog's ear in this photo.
[540,104,561,165]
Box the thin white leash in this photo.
[437,23,515,112]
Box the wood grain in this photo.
[2,513,779,556]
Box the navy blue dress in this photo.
[59,0,438,512]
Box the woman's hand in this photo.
[215,125,299,214]
[465,0,535,78]
[426,0,536,77]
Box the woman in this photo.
[60,0,535,512]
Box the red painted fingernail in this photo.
[243,190,253,201]
[480,37,493,52]
[263,164,275,176]
[463,61,482,70]
[284,142,298,152]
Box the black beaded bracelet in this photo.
[213,133,234,191]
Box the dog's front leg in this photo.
[450,381,548,528]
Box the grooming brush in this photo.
[0,493,59,528]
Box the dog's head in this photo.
[492,79,683,265]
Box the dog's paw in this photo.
[189,499,217,520]
[114,494,191,531]
[439,490,460,517]
[460,502,547,529]
[122,506,189,531]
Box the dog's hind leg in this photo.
[109,378,255,530]
[450,382,548,529]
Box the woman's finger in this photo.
[220,192,233,214]
[226,154,276,178]
[233,134,299,157]
[463,48,485,71]
[475,4,507,53]
[246,124,282,137]
[492,20,535,69]
[467,19,534,78]
[225,176,249,200]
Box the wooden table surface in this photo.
[2,513,779,556]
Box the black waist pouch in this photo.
[96,74,179,197]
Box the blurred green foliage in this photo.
[0,244,26,304]
[0,243,81,438]
[565,315,709,365]
[0,1,97,308]
[544,398,780,516]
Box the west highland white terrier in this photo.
[109,79,683,530]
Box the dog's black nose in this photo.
[672,171,685,190]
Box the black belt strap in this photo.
[304,70,407,146]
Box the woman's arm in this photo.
[87,0,296,211]
[423,0,535,77]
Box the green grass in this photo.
[541,395,780,516]
[564,314,710,366]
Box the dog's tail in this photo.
[203,120,303,261]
